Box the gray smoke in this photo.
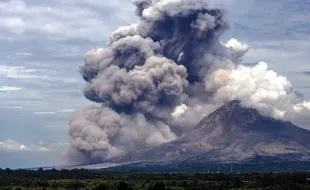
[69,0,310,163]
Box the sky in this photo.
[0,0,309,168]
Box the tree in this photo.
[93,183,109,190]
[4,168,11,174]
[152,182,166,190]
[232,177,243,188]
[118,181,129,190]
[66,180,86,190]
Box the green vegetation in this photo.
[2,168,310,189]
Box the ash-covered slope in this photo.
[112,100,310,165]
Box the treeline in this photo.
[2,168,310,189]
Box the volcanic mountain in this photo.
[100,100,310,171]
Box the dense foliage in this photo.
[2,168,310,189]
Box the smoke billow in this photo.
[68,0,310,163]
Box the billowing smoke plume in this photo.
[68,0,310,163]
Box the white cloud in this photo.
[0,139,27,153]
[19,144,26,150]
[2,17,26,34]
[0,65,80,84]
[0,65,47,79]
[34,111,57,115]
[38,147,51,152]
[16,52,32,56]
[0,86,22,92]
[32,141,68,153]
[59,109,75,113]
[13,106,23,109]
[0,0,135,41]
[0,139,68,154]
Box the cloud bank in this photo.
[0,139,67,154]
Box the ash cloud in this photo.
[69,0,310,163]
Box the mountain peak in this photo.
[196,100,262,129]
[107,101,310,169]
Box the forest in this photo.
[2,168,310,190]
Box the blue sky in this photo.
[0,0,309,168]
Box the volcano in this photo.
[68,0,310,169]
[89,100,310,171]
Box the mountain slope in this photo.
[111,100,310,166]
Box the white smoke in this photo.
[171,103,189,118]
[224,38,249,62]
[68,0,310,163]
[206,61,302,119]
